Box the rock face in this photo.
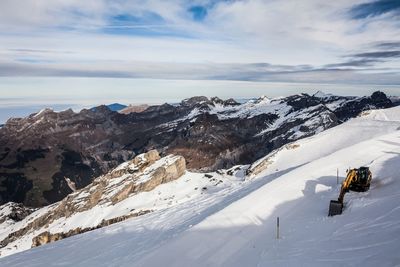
[331,91,392,121]
[0,202,36,224]
[119,104,150,114]
[31,231,59,248]
[0,151,185,250]
[31,210,151,248]
[0,91,393,206]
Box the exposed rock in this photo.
[210,97,240,106]
[119,104,150,114]
[31,210,151,248]
[0,202,36,224]
[0,151,185,249]
[326,91,392,121]
[111,153,185,203]
[181,96,209,107]
[31,231,59,248]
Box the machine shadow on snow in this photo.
[302,176,339,197]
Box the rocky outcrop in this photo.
[0,92,392,206]
[110,153,185,203]
[0,203,36,224]
[120,104,150,114]
[0,151,185,250]
[31,231,61,248]
[31,210,151,248]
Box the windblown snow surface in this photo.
[2,107,400,267]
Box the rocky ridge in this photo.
[0,150,185,252]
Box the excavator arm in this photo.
[338,170,357,203]
[328,169,357,216]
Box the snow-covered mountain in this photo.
[1,105,400,266]
[0,91,392,207]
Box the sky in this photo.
[0,0,400,121]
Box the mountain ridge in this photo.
[0,91,392,207]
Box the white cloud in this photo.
[0,0,399,87]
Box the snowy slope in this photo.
[0,152,248,258]
[1,107,400,266]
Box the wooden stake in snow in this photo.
[276,217,280,239]
[337,168,339,184]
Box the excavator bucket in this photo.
[328,200,343,216]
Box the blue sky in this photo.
[0,0,399,120]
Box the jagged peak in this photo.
[181,96,209,106]
[371,91,388,100]
[210,96,240,106]
[90,105,113,114]
[312,90,334,98]
[257,95,272,102]
[32,108,54,118]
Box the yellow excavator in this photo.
[328,167,372,216]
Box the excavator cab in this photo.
[349,167,371,192]
[328,167,372,216]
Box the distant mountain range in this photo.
[0,91,392,207]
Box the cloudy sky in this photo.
[0,0,400,120]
